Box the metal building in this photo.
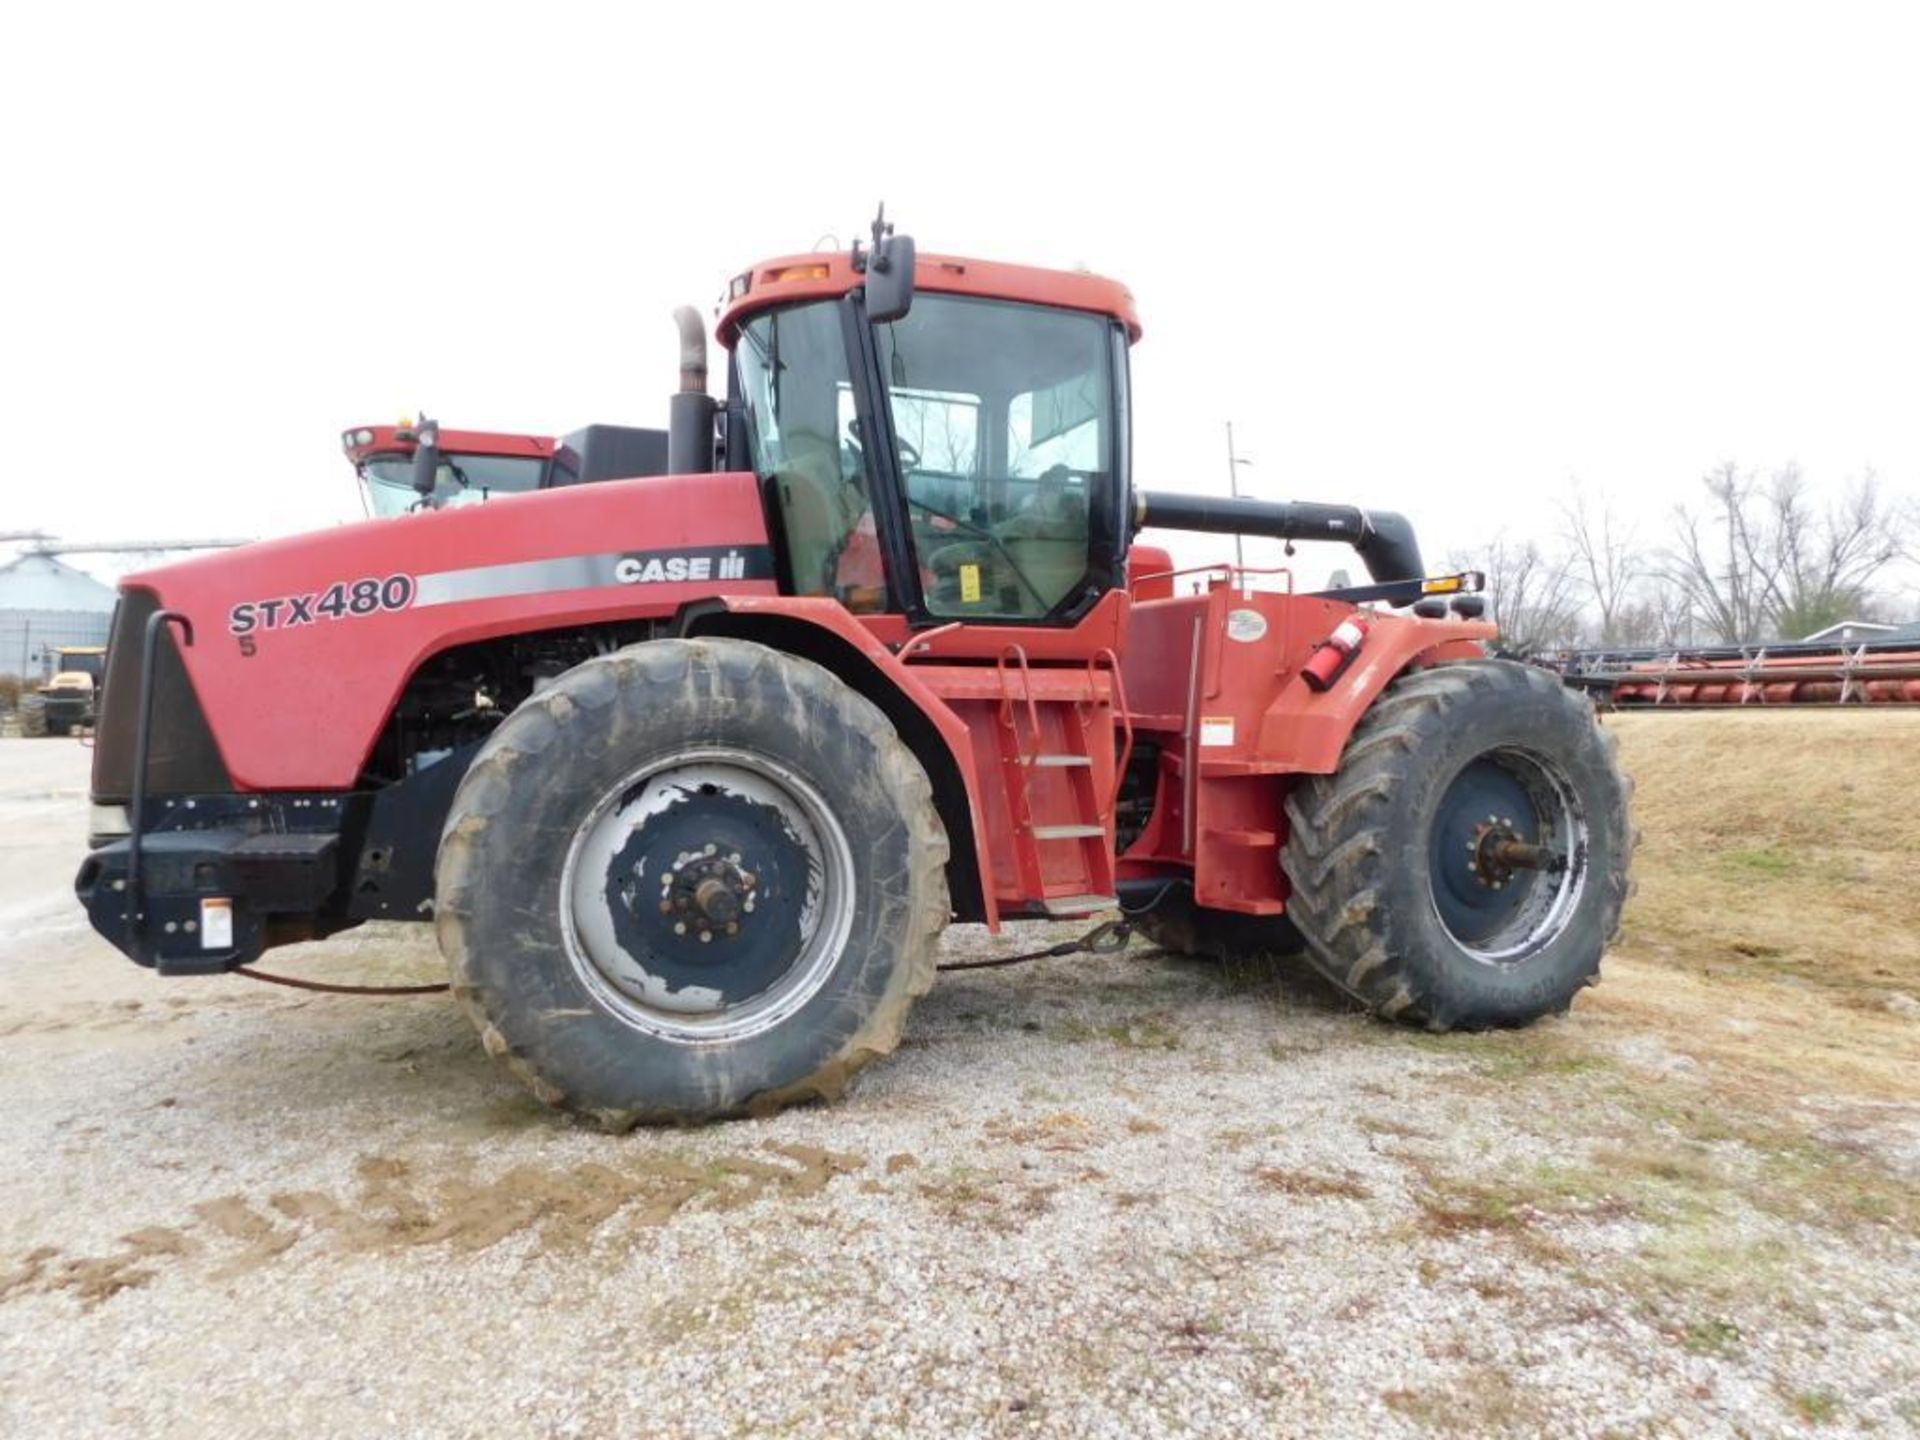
[0,552,117,681]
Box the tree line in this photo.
[1456,466,1918,653]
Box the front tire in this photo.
[436,638,950,1127]
[1281,660,1632,1030]
[18,695,48,738]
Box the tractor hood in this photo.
[96,472,778,797]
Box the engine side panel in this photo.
[112,473,779,790]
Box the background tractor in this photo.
[74,214,1633,1127]
[19,645,105,737]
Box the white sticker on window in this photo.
[201,898,233,950]
[1200,716,1236,747]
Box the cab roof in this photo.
[340,425,555,467]
[714,250,1141,348]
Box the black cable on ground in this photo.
[233,966,451,996]
[936,918,1134,973]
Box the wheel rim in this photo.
[559,747,856,1044]
[1425,746,1589,965]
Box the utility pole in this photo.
[1225,421,1252,574]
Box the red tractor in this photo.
[76,216,1632,1126]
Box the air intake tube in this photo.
[1134,492,1425,583]
[668,306,716,475]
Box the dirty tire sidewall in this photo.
[18,695,48,738]
[435,638,949,1126]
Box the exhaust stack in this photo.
[668,306,716,475]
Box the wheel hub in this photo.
[647,850,758,943]
[1468,818,1567,889]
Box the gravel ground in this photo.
[1,736,1915,1438]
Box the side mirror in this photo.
[867,233,915,323]
[861,206,915,323]
[410,416,441,504]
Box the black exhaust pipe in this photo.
[668,306,716,475]
[1135,491,1425,583]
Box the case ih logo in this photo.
[226,545,775,639]
[615,549,759,584]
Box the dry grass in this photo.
[1593,710,1920,1103]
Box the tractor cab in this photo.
[342,421,674,517]
[715,233,1138,624]
[342,424,556,517]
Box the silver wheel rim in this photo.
[1424,745,1591,966]
[558,747,856,1045]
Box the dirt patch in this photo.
[1,1142,869,1307]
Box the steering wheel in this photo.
[846,416,920,471]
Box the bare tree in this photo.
[1611,574,1698,649]
[1662,463,1911,643]
[1765,467,1908,637]
[1559,489,1640,646]
[1453,534,1584,654]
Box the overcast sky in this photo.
[4,3,1917,594]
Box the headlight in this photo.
[88,803,131,846]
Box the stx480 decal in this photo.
[227,544,776,642]
[230,575,414,634]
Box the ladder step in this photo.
[1039,894,1116,916]
[1031,824,1105,841]
[1021,754,1092,768]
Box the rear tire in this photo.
[436,638,950,1127]
[1281,660,1632,1031]
[18,695,48,738]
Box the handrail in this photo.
[126,609,194,967]
[1095,647,1133,815]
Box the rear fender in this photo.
[680,597,997,928]
[1255,615,1495,772]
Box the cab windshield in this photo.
[358,454,547,517]
[733,294,1118,619]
